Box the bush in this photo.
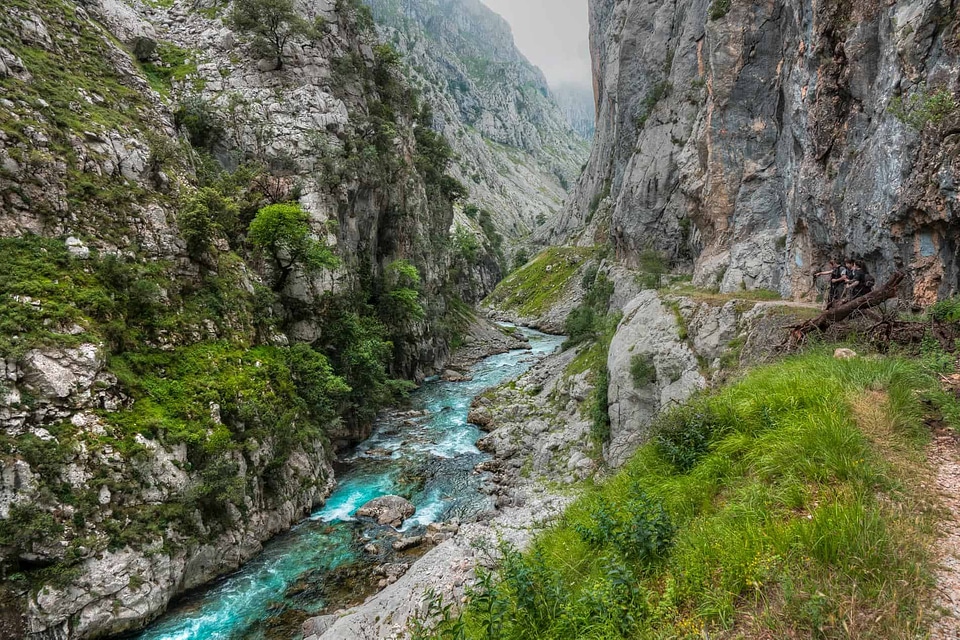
[0,504,63,555]
[180,188,233,258]
[575,489,675,562]
[637,249,667,290]
[590,366,611,445]
[248,202,338,290]
[630,353,658,388]
[380,260,425,326]
[929,296,960,323]
[563,306,598,349]
[453,225,481,264]
[709,0,732,19]
[889,87,957,129]
[653,402,728,471]
[174,96,224,151]
[230,0,314,69]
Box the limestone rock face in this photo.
[606,292,707,468]
[357,495,416,528]
[546,0,960,304]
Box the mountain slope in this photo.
[365,0,589,255]
[0,0,492,636]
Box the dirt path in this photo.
[929,428,960,640]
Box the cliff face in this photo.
[0,0,498,636]
[365,0,590,254]
[548,0,960,304]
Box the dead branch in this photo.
[787,271,906,345]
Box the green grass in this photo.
[0,235,263,359]
[429,351,942,639]
[485,247,595,318]
[140,42,200,94]
[0,0,153,135]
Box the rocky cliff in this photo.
[364,0,590,256]
[0,0,506,636]
[545,0,960,304]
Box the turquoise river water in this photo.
[134,327,563,640]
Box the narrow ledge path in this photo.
[930,427,960,640]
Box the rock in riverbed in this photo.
[356,496,415,528]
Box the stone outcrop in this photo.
[606,291,707,467]
[545,0,960,304]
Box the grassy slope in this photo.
[431,350,947,639]
[484,247,594,318]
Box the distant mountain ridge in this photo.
[365,0,589,254]
[553,82,596,141]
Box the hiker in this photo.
[843,259,869,301]
[859,260,875,295]
[815,259,846,309]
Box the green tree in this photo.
[454,225,481,264]
[230,0,313,70]
[380,260,425,326]
[180,187,239,258]
[247,203,338,291]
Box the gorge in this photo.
[1,0,959,639]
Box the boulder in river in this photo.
[391,536,424,552]
[356,495,416,527]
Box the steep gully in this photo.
[130,328,564,640]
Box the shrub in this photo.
[453,225,481,264]
[230,0,314,69]
[630,353,658,387]
[563,306,598,349]
[590,366,611,445]
[575,489,674,562]
[248,203,338,290]
[0,504,62,555]
[709,0,732,19]
[174,96,224,151]
[180,187,240,258]
[889,87,957,129]
[929,296,960,323]
[653,402,728,471]
[637,249,668,290]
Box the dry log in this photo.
[788,271,906,344]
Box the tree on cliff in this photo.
[248,203,338,291]
[230,0,313,70]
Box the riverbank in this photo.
[303,340,584,639]
[425,347,956,638]
[131,320,561,639]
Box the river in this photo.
[134,326,564,640]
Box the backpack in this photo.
[864,273,876,290]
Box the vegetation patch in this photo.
[709,0,732,19]
[889,86,958,130]
[485,247,594,318]
[426,350,942,639]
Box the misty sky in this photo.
[480,0,591,89]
